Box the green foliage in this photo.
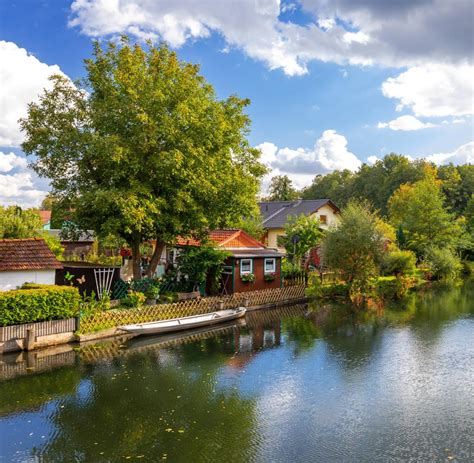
[67,252,122,266]
[264,272,276,281]
[306,275,349,300]
[281,258,305,279]
[233,213,264,240]
[0,285,81,326]
[266,175,299,201]
[388,170,465,256]
[176,245,230,293]
[322,201,386,295]
[40,232,64,260]
[20,38,266,280]
[301,169,354,207]
[372,276,415,300]
[121,290,146,308]
[0,206,42,238]
[381,249,417,276]
[424,247,462,281]
[281,214,323,262]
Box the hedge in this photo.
[0,285,81,326]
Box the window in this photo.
[319,215,327,224]
[240,258,253,274]
[264,258,276,273]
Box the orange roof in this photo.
[0,238,62,271]
[176,229,265,249]
[36,210,51,225]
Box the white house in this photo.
[0,238,63,291]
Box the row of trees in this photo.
[20,38,266,280]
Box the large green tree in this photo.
[301,169,354,207]
[388,168,464,256]
[321,201,387,295]
[20,38,265,279]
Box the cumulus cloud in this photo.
[381,63,474,117]
[377,115,437,131]
[0,151,28,172]
[0,41,65,147]
[426,141,474,165]
[68,0,473,76]
[257,130,362,190]
[0,171,48,208]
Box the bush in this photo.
[425,247,462,281]
[372,276,415,300]
[120,290,146,308]
[306,275,349,299]
[381,249,417,276]
[0,285,81,326]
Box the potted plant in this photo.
[241,273,256,283]
[145,285,160,305]
[264,272,276,282]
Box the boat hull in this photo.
[118,308,246,336]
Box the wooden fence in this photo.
[0,318,77,342]
[79,285,306,333]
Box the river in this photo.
[0,281,473,462]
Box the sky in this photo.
[0,0,473,207]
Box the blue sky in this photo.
[0,0,473,206]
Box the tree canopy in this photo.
[281,214,323,263]
[266,175,299,201]
[20,38,265,279]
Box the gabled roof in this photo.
[0,238,63,272]
[176,229,265,249]
[258,199,339,228]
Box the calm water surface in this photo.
[1,282,473,462]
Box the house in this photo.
[37,210,52,230]
[173,229,284,294]
[0,238,63,291]
[258,199,340,251]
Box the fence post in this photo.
[26,328,35,351]
[75,315,81,333]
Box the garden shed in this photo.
[0,238,63,291]
[174,229,284,294]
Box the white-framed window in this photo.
[240,258,253,274]
[264,258,276,273]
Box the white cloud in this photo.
[367,155,379,165]
[257,130,361,190]
[377,115,437,131]
[426,141,474,165]
[0,151,28,172]
[69,0,473,76]
[0,171,48,208]
[0,41,65,147]
[381,63,474,118]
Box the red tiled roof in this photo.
[0,238,63,271]
[176,229,265,248]
[36,210,52,225]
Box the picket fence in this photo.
[79,285,306,333]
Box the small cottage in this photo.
[0,238,63,291]
[174,229,283,294]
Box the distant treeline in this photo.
[267,154,473,217]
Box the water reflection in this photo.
[0,281,473,462]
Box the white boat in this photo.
[118,307,246,336]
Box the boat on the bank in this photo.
[118,307,246,336]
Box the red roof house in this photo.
[0,238,62,291]
[173,229,283,295]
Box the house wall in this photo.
[0,270,56,291]
[265,205,340,252]
[233,257,281,293]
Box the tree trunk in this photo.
[131,235,142,281]
[147,238,166,277]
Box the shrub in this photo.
[381,249,417,276]
[0,285,81,326]
[425,247,462,281]
[372,276,414,300]
[306,275,349,299]
[121,290,146,308]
